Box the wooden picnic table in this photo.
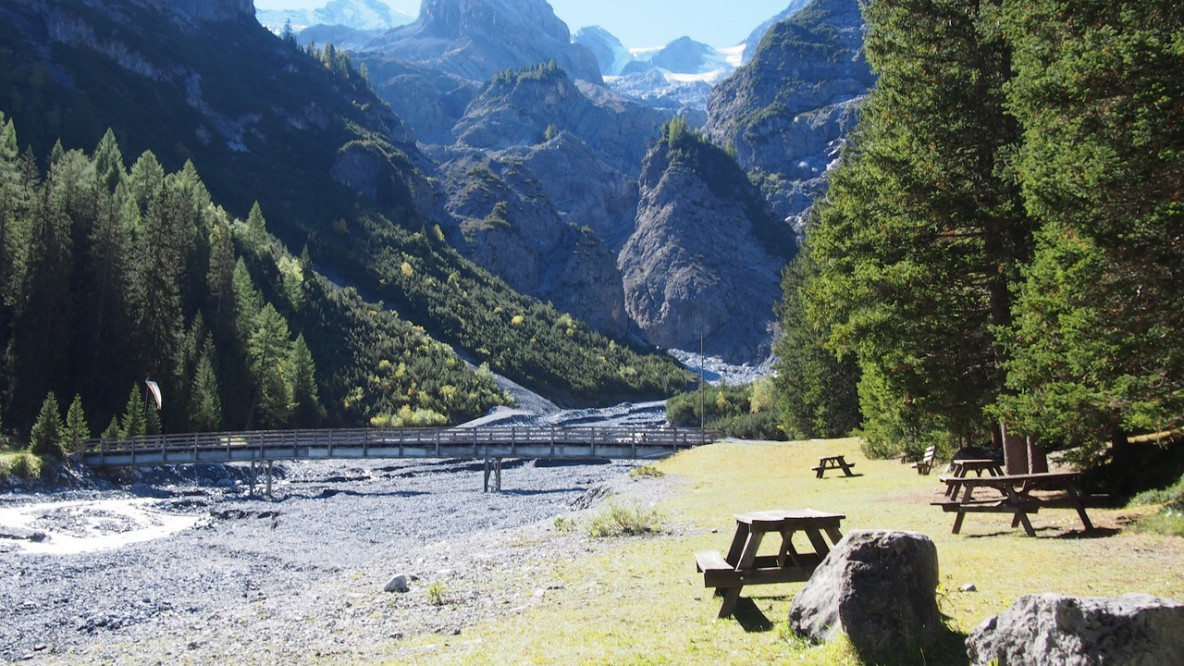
[943,458,1004,497]
[694,509,845,618]
[935,471,1094,537]
[812,455,856,478]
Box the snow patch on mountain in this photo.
[256,0,413,34]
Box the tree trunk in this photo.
[1026,436,1048,473]
[1001,421,1029,474]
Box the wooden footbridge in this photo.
[76,426,716,492]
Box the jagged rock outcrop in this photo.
[705,0,874,229]
[451,66,664,172]
[619,129,793,361]
[435,149,635,338]
[361,0,602,85]
[572,26,630,77]
[741,0,814,65]
[363,59,479,144]
[649,37,718,74]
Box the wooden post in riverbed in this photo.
[483,457,502,493]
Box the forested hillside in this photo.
[0,0,694,438]
[0,114,510,437]
[776,0,1184,464]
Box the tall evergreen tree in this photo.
[7,163,74,422]
[996,0,1184,451]
[64,394,90,455]
[248,304,293,429]
[191,338,223,432]
[289,333,322,427]
[804,0,1033,454]
[774,247,862,440]
[29,393,64,458]
[118,385,146,439]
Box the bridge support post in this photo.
[266,461,273,498]
[483,457,502,493]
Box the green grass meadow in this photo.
[386,439,1182,665]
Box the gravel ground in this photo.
[0,455,679,665]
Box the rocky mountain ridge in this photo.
[705,0,874,229]
[340,0,868,362]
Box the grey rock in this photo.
[966,593,1184,666]
[384,574,410,593]
[789,530,942,664]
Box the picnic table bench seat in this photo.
[937,471,1093,537]
[812,455,856,478]
[695,509,845,617]
[911,446,937,475]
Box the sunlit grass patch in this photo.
[586,499,665,537]
[388,438,1184,665]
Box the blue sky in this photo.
[253,0,793,48]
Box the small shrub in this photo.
[629,464,664,479]
[553,516,576,533]
[8,452,42,480]
[586,500,665,538]
[1131,505,1184,537]
[426,582,446,606]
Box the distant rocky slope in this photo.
[341,0,870,363]
[705,0,874,229]
[620,121,795,360]
[430,65,664,339]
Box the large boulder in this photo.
[966,593,1184,666]
[789,530,942,663]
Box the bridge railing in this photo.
[77,426,718,466]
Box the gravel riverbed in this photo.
[0,455,678,665]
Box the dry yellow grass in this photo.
[386,439,1184,665]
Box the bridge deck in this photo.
[77,426,716,468]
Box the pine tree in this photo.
[289,333,322,427]
[248,304,294,428]
[119,385,146,439]
[191,340,223,432]
[29,393,64,459]
[996,0,1184,451]
[7,160,75,421]
[64,394,90,455]
[773,248,861,440]
[805,0,1033,454]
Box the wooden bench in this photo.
[811,455,856,478]
[911,446,937,475]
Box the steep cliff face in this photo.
[705,0,873,228]
[429,68,665,339]
[620,130,794,361]
[435,148,636,339]
[451,66,664,171]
